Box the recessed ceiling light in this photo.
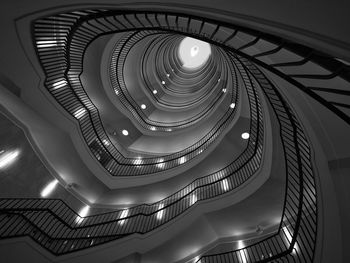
[40,179,59,198]
[122,129,129,136]
[0,150,20,169]
[230,103,235,109]
[141,104,146,110]
[166,73,170,77]
[153,89,158,94]
[222,88,227,93]
[150,127,156,131]
[161,80,165,85]
[241,132,250,139]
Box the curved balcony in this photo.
[0,3,349,263]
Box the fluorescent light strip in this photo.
[0,150,20,169]
[40,179,59,197]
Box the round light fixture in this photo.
[161,80,165,85]
[178,37,211,69]
[141,104,146,110]
[241,132,250,139]
[122,129,129,136]
[230,103,236,109]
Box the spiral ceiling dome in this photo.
[1,4,350,263]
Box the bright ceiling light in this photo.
[141,104,146,110]
[40,179,59,198]
[166,73,170,77]
[230,103,236,109]
[241,132,250,140]
[76,205,90,224]
[122,129,129,136]
[36,40,57,48]
[190,45,199,57]
[178,37,211,69]
[153,89,158,94]
[161,80,165,85]
[0,150,20,169]
[150,126,156,131]
[222,88,227,93]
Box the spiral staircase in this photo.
[0,1,349,263]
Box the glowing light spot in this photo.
[222,88,227,93]
[51,79,67,90]
[141,104,146,110]
[36,40,58,48]
[0,150,20,169]
[133,157,142,166]
[179,156,186,164]
[230,103,236,109]
[179,37,211,69]
[73,108,86,119]
[237,240,247,263]
[156,159,165,169]
[156,203,165,220]
[122,130,129,136]
[153,89,158,94]
[161,80,166,85]
[102,139,110,146]
[222,179,229,191]
[150,127,156,131]
[76,205,90,224]
[190,45,199,57]
[241,132,250,140]
[40,179,58,198]
[190,194,197,206]
[119,209,129,225]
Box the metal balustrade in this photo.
[3,7,348,261]
[0,45,263,253]
[197,56,317,263]
[34,11,242,176]
[110,30,233,130]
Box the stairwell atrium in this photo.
[0,1,349,263]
